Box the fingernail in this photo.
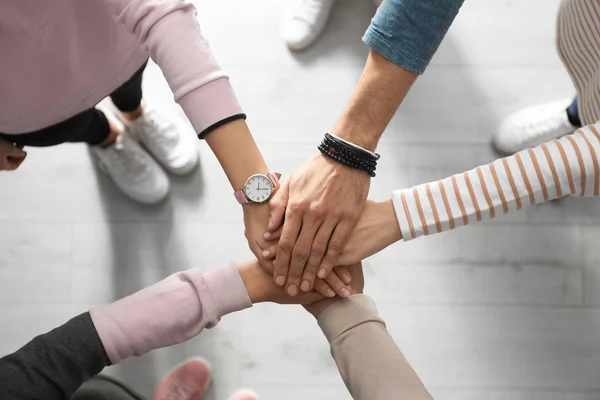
[317,268,327,279]
[264,232,271,240]
[340,288,350,298]
[275,275,285,286]
[262,250,270,258]
[326,289,335,297]
[287,284,298,296]
[300,280,311,292]
[342,273,352,284]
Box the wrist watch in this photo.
[234,172,281,204]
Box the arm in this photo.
[268,0,465,294]
[337,123,600,265]
[0,261,323,400]
[318,295,432,400]
[105,0,273,264]
[304,263,431,400]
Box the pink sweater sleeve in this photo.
[90,263,252,364]
[105,0,243,135]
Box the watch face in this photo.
[244,174,273,203]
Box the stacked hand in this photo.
[0,138,27,171]
[265,153,370,296]
[238,259,364,312]
[243,153,402,300]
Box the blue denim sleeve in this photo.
[363,0,465,74]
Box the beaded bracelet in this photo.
[318,133,380,177]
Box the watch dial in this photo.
[244,175,273,203]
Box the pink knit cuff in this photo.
[178,77,244,135]
[90,262,252,364]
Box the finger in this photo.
[324,269,351,298]
[313,279,336,298]
[3,162,17,171]
[300,218,338,292]
[263,224,283,241]
[268,180,289,232]
[317,220,354,281]
[261,243,277,260]
[332,265,352,286]
[261,227,283,260]
[7,153,27,170]
[286,217,323,296]
[273,203,302,287]
[7,146,26,158]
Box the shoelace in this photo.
[138,109,177,148]
[292,0,328,23]
[105,136,147,175]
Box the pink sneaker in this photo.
[151,358,212,400]
[229,389,259,400]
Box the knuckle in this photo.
[328,238,343,252]
[341,209,358,220]
[292,247,309,261]
[311,242,327,256]
[288,200,305,214]
[279,239,295,252]
[309,204,327,219]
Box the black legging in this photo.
[0,61,147,147]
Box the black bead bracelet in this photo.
[318,133,380,177]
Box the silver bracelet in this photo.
[328,131,379,159]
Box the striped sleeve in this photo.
[392,123,600,241]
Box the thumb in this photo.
[7,145,26,159]
[268,179,289,232]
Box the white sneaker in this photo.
[493,99,578,154]
[121,105,199,175]
[282,0,335,51]
[92,134,169,205]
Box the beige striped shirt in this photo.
[393,123,600,241]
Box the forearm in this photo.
[333,50,417,150]
[0,313,110,400]
[318,295,431,400]
[394,124,600,240]
[108,0,245,136]
[336,0,465,150]
[204,119,270,190]
[91,263,252,364]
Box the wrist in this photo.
[306,297,342,319]
[380,199,403,244]
[205,119,270,190]
[237,260,270,304]
[332,124,379,153]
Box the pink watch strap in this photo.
[234,189,249,204]
[267,172,281,187]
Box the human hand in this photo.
[303,262,365,319]
[0,138,27,171]
[245,227,353,299]
[267,153,370,296]
[337,199,402,265]
[243,203,277,271]
[238,260,356,305]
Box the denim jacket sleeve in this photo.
[363,0,465,74]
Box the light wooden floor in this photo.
[2,0,600,398]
